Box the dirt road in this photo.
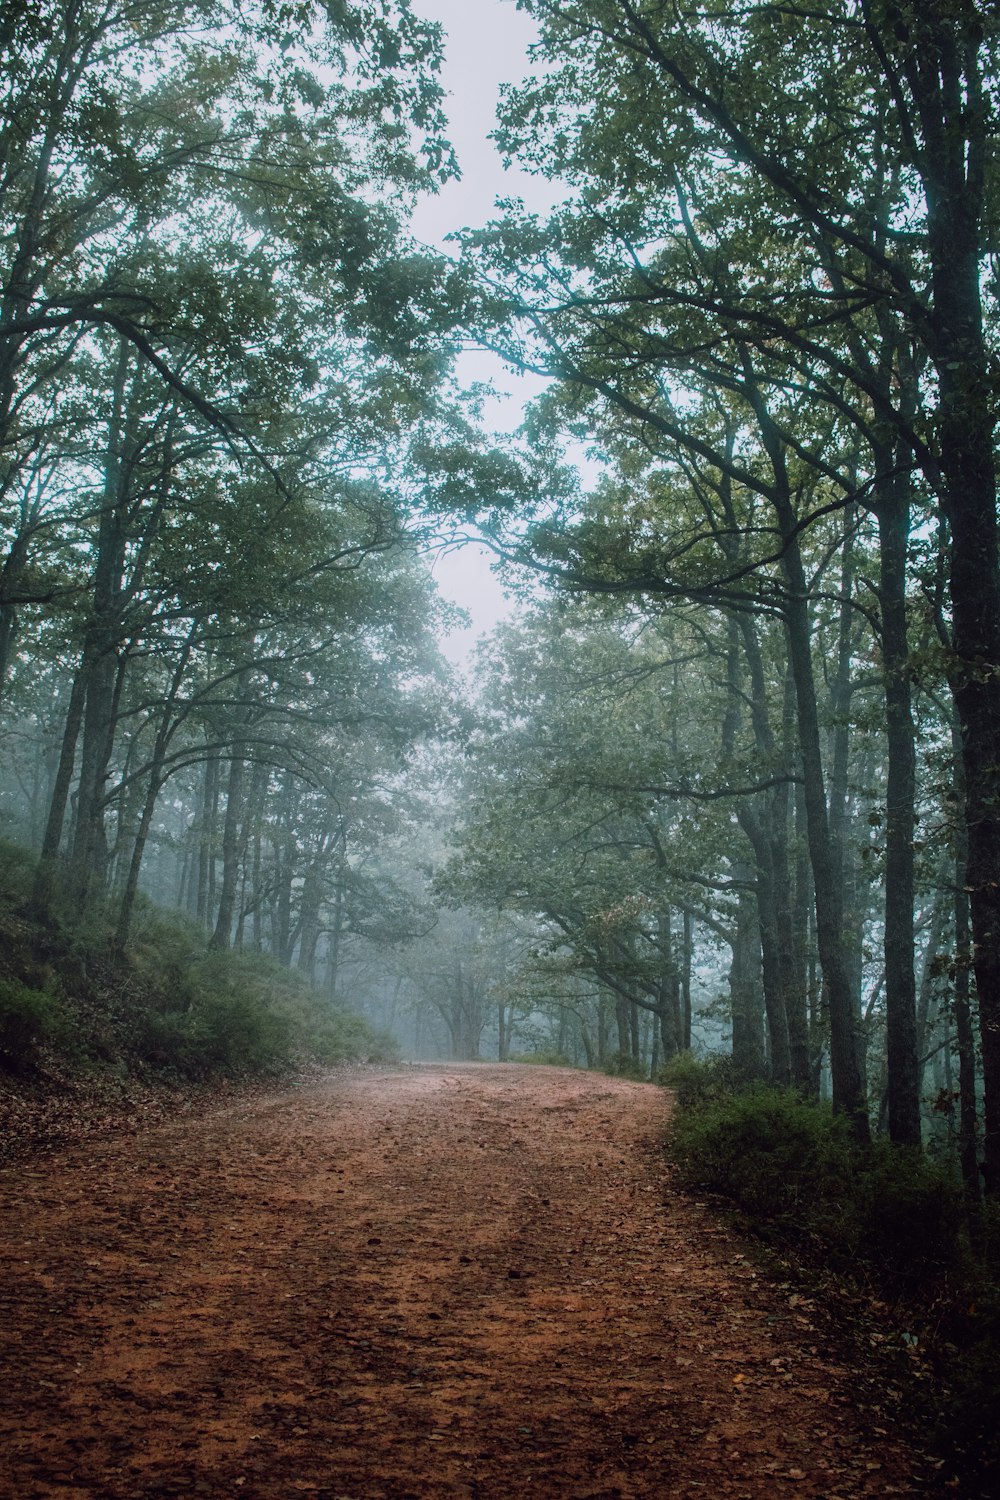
[0,1063,926,1498]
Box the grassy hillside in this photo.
[0,838,398,1119]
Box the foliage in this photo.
[658,1051,755,1110]
[130,924,400,1078]
[137,992,293,1080]
[603,1050,648,1081]
[440,601,738,1065]
[666,1067,1000,1485]
[0,978,70,1071]
[668,1079,965,1286]
[0,0,467,987]
[510,1049,573,1068]
[0,850,393,1081]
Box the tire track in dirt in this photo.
[0,1063,927,1498]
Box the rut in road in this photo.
[1,1063,925,1499]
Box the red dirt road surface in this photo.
[1,1063,927,1498]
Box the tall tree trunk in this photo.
[884,0,1000,1194]
[326,856,346,997]
[272,774,297,964]
[30,664,87,913]
[297,856,326,981]
[681,908,693,1051]
[827,510,866,1021]
[729,866,766,1078]
[615,996,630,1056]
[210,750,246,951]
[735,617,807,1085]
[872,476,922,1144]
[69,342,131,905]
[739,356,869,1132]
[782,536,869,1138]
[115,636,194,950]
[951,717,982,1198]
[656,908,682,1061]
[628,999,640,1061]
[196,752,219,925]
[738,814,791,1083]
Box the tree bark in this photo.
[781,533,869,1138]
[729,865,766,1078]
[874,485,922,1144]
[210,750,246,951]
[30,663,87,914]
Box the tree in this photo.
[456,0,999,1157]
[442,600,770,1074]
[0,0,477,941]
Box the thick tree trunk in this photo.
[628,999,640,1062]
[951,718,982,1198]
[734,617,808,1087]
[615,996,630,1056]
[30,664,87,913]
[826,516,866,1027]
[737,818,791,1083]
[210,751,246,951]
[196,753,219,925]
[781,540,869,1139]
[729,866,766,1078]
[875,489,922,1145]
[681,909,693,1051]
[883,0,1000,1193]
[656,908,683,1060]
[69,644,119,901]
[943,449,1000,1188]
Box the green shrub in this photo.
[306,1004,399,1065]
[604,1050,648,1080]
[126,904,207,1010]
[133,942,398,1078]
[0,838,36,906]
[0,978,69,1069]
[1,840,398,1082]
[667,1084,966,1290]
[658,1050,752,1108]
[859,1142,967,1290]
[669,1085,857,1237]
[510,1049,573,1067]
[138,990,293,1079]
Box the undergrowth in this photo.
[660,1053,1000,1491]
[603,1050,650,1080]
[0,842,398,1085]
[509,1049,573,1067]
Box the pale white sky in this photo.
[409,0,556,665]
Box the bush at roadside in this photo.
[662,1054,999,1486]
[0,862,398,1083]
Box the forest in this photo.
[2,0,1000,1481]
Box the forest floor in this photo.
[0,1063,940,1499]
